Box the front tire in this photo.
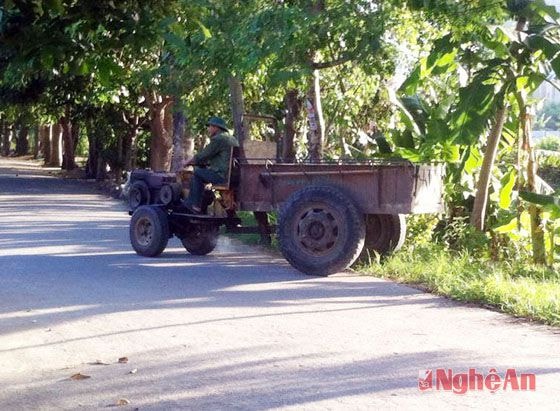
[278,186,365,276]
[130,206,169,257]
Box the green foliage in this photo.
[536,102,560,131]
[404,214,440,246]
[520,191,560,216]
[507,0,532,14]
[227,211,278,248]
[537,135,560,151]
[434,216,490,255]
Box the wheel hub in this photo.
[297,209,339,254]
[160,185,173,205]
[136,217,153,246]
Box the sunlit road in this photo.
[0,157,559,410]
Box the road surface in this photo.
[0,157,559,410]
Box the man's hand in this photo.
[182,157,195,167]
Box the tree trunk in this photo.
[170,101,187,172]
[0,119,4,156]
[96,156,107,181]
[60,114,76,170]
[523,109,546,264]
[229,76,246,146]
[15,123,29,156]
[283,89,302,162]
[41,125,52,165]
[33,124,40,159]
[114,132,124,185]
[124,115,140,171]
[305,69,324,162]
[184,128,194,159]
[305,1,326,163]
[71,122,80,155]
[49,123,62,167]
[86,123,98,179]
[471,104,508,230]
[1,120,10,157]
[148,94,173,172]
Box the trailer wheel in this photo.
[363,214,406,255]
[130,206,169,257]
[129,181,151,210]
[278,186,365,276]
[181,224,219,255]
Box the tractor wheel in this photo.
[362,214,406,255]
[278,186,365,276]
[129,206,169,257]
[129,181,151,210]
[181,224,219,255]
[159,183,181,206]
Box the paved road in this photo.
[0,157,559,410]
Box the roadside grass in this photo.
[224,211,278,248]
[358,244,560,326]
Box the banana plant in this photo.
[518,191,560,264]
[397,0,560,263]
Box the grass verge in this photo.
[357,244,560,326]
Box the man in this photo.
[183,116,239,213]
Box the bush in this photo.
[405,214,440,245]
[433,216,490,256]
[536,135,560,152]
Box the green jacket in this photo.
[193,132,239,179]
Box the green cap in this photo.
[206,116,229,131]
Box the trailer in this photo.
[128,142,444,276]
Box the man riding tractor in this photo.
[182,117,239,214]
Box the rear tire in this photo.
[278,186,365,276]
[130,206,169,257]
[363,214,406,255]
[181,224,219,255]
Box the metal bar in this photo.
[170,213,235,224]
[225,225,278,234]
[261,170,389,177]
[237,159,411,166]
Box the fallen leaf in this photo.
[128,368,138,374]
[70,373,91,380]
[118,357,128,364]
[116,398,130,406]
[90,360,110,365]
